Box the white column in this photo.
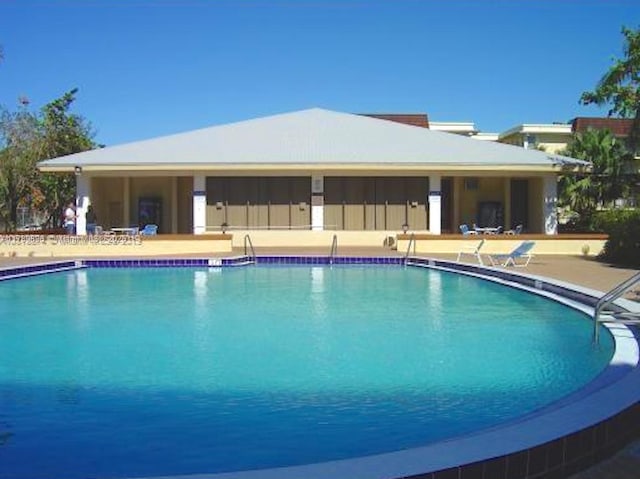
[543,175,558,235]
[75,174,91,235]
[193,175,207,234]
[428,175,442,235]
[311,175,324,231]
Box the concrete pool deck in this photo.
[1,250,638,478]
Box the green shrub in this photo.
[592,209,640,266]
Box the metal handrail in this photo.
[593,271,640,343]
[329,234,338,265]
[404,233,416,265]
[243,234,256,263]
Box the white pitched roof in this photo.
[38,108,586,170]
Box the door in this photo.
[510,179,529,230]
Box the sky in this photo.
[1,0,639,146]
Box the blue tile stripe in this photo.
[0,261,81,281]
[81,256,404,268]
[83,258,210,268]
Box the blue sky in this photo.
[1,0,638,146]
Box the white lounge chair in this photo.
[488,241,535,267]
[456,239,485,265]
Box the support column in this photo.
[311,175,324,231]
[543,175,558,235]
[193,175,207,234]
[75,174,91,235]
[428,175,442,235]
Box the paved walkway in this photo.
[1,251,638,478]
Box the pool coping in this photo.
[2,256,639,479]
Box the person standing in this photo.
[64,202,76,235]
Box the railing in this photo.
[329,234,338,265]
[593,271,640,343]
[404,233,416,265]
[243,234,256,264]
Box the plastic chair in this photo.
[456,239,485,265]
[140,224,158,236]
[459,224,478,236]
[488,241,535,267]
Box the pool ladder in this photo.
[404,233,416,265]
[593,271,640,344]
[244,234,257,265]
[329,234,338,265]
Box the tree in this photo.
[0,89,95,231]
[581,26,640,155]
[558,128,628,226]
[36,89,96,227]
[0,105,43,231]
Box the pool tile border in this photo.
[0,260,81,281]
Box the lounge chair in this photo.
[456,239,485,265]
[140,224,158,236]
[505,224,523,235]
[488,241,535,267]
[459,224,478,235]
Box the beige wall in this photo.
[0,236,232,257]
[228,230,400,248]
[459,177,506,228]
[528,178,543,233]
[396,236,605,256]
[91,177,125,230]
[92,176,189,234]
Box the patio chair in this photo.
[488,241,535,267]
[140,224,158,236]
[456,239,485,265]
[459,224,478,236]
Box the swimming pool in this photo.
[0,261,625,479]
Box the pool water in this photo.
[0,266,613,479]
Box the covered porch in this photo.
[79,171,559,236]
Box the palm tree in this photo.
[559,128,629,225]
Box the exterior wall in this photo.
[529,178,544,234]
[206,177,311,231]
[459,177,506,228]
[91,177,125,230]
[498,131,572,153]
[324,177,429,231]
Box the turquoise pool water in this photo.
[0,266,614,479]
